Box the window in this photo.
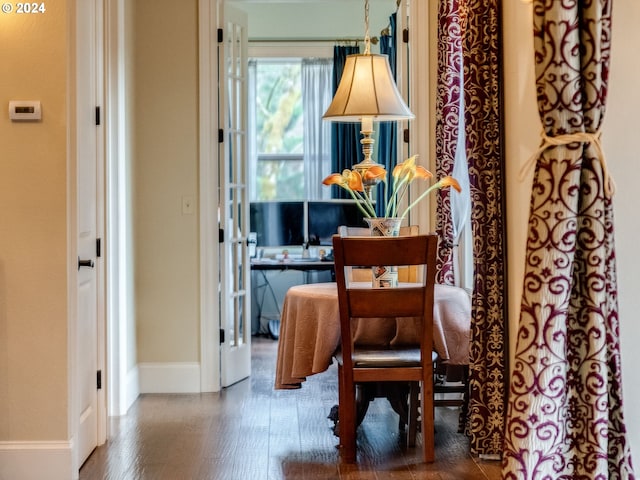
[248,57,332,202]
[253,60,304,200]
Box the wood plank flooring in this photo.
[80,337,502,479]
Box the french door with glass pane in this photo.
[219,3,251,387]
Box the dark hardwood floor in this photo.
[80,337,502,479]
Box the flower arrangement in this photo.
[322,155,461,219]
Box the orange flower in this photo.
[439,176,462,192]
[414,165,433,181]
[392,155,433,184]
[343,170,364,192]
[362,165,387,183]
[321,170,364,192]
[392,156,413,179]
[321,169,373,217]
[322,154,462,219]
[322,173,345,187]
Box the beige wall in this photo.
[503,0,539,368]
[133,0,200,363]
[0,2,69,441]
[599,0,640,458]
[503,0,640,461]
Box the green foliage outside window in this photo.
[254,61,304,201]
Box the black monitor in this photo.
[249,201,305,247]
[307,201,367,246]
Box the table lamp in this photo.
[322,0,414,194]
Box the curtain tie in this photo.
[519,129,615,198]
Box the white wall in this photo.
[503,0,640,461]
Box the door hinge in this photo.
[219,228,224,243]
[95,106,101,126]
[403,28,409,43]
[97,370,102,390]
[403,127,410,143]
[220,328,225,344]
[217,28,223,43]
[218,128,224,143]
[96,238,102,258]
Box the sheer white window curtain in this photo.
[248,58,332,200]
[451,74,472,290]
[302,58,332,200]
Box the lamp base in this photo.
[353,126,381,196]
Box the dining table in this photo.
[274,282,471,390]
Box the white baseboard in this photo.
[0,441,73,480]
[138,362,201,393]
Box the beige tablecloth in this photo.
[274,282,471,389]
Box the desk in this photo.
[251,259,335,338]
[250,258,335,272]
[275,282,471,389]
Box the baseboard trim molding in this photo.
[138,362,201,393]
[0,441,73,480]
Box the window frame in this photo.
[248,42,333,203]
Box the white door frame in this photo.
[198,0,221,392]
[104,0,139,415]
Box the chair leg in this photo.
[338,364,357,463]
[407,382,419,447]
[421,377,435,463]
[458,366,470,434]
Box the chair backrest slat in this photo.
[337,236,430,267]
[337,225,420,283]
[346,288,425,318]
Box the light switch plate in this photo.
[9,101,42,121]
[182,195,195,215]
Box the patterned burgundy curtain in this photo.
[436,0,507,456]
[435,0,462,286]
[462,0,507,457]
[502,1,635,477]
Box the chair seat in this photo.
[336,348,438,368]
[336,347,420,368]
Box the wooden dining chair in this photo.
[337,225,471,436]
[332,234,438,463]
[337,224,422,440]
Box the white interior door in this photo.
[219,3,251,387]
[76,0,105,467]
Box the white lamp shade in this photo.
[323,53,414,122]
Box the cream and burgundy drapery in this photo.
[502,1,635,478]
[435,0,507,456]
[435,0,462,287]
